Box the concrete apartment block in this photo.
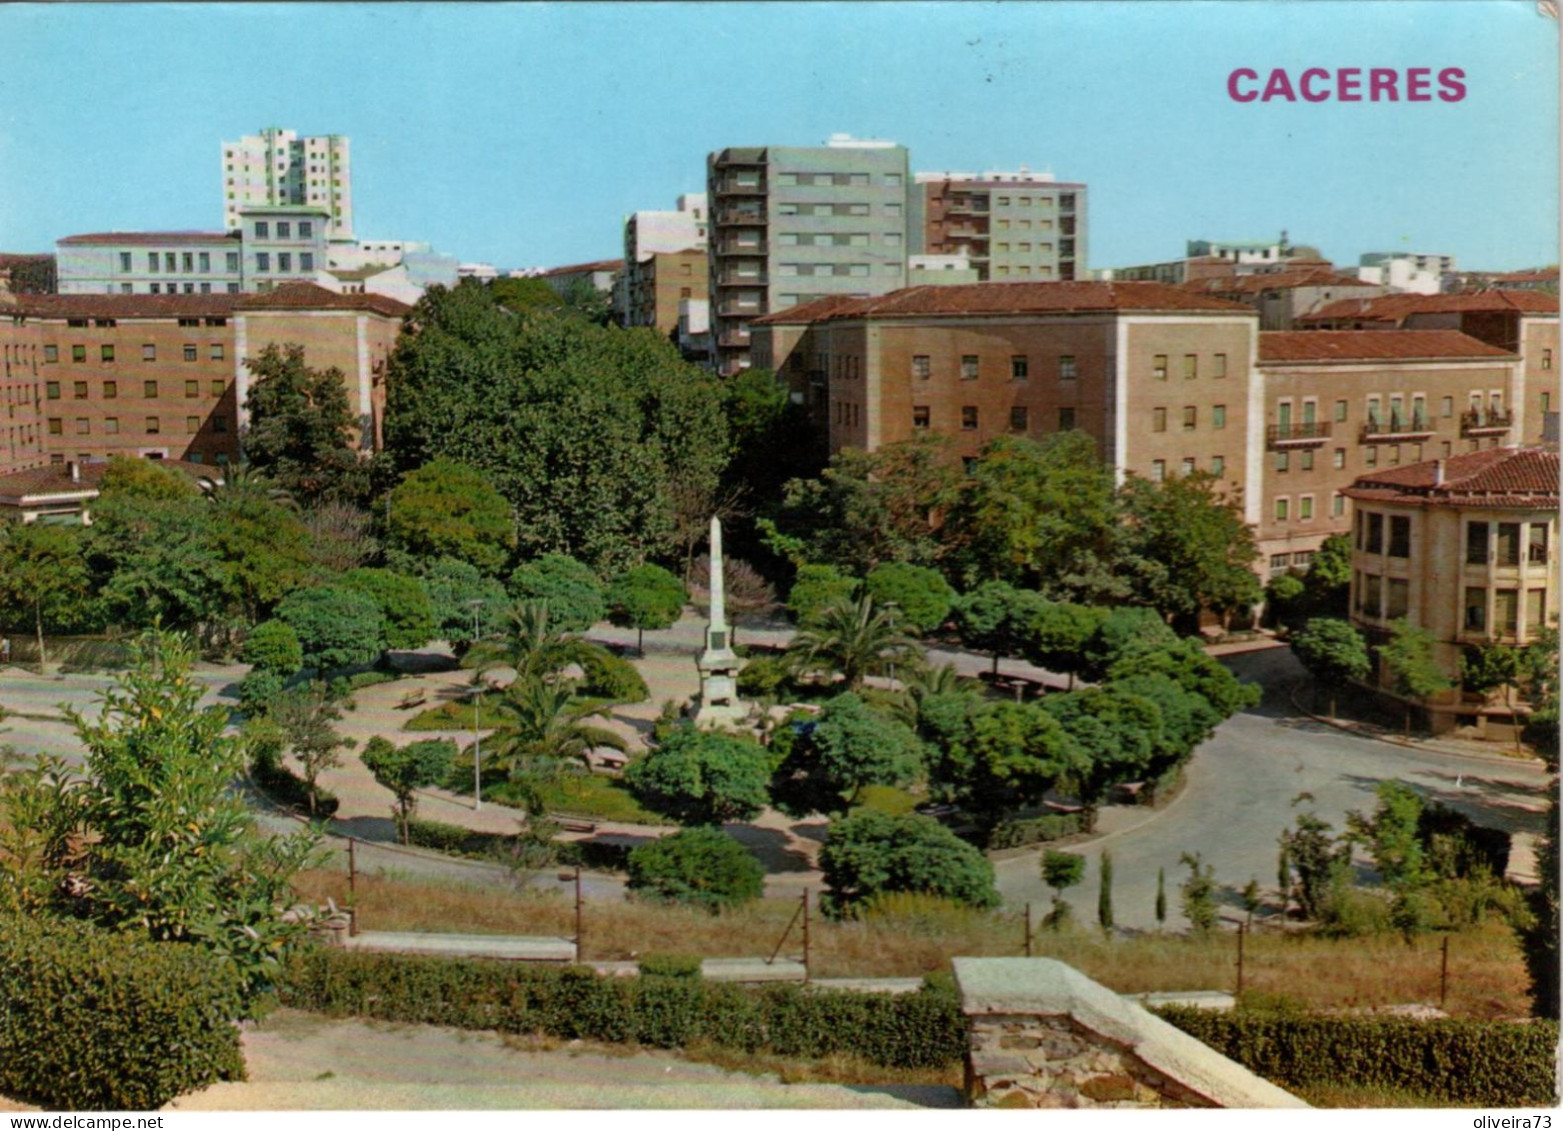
[55,232,244,296]
[913,170,1086,283]
[223,127,354,240]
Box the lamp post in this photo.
[469,598,484,812]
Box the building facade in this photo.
[0,284,406,472]
[1183,265,1390,330]
[625,249,708,336]
[912,170,1086,283]
[708,135,910,376]
[1343,447,1559,735]
[222,127,353,240]
[57,232,245,296]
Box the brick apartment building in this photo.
[751,280,1544,582]
[912,170,1086,282]
[0,282,407,475]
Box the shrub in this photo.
[279,947,967,1070]
[0,913,247,1111]
[637,953,703,979]
[275,584,387,673]
[343,568,437,652]
[250,750,341,818]
[736,654,792,699]
[864,562,956,634]
[1156,1007,1558,1106]
[626,827,765,912]
[237,667,288,718]
[579,649,650,703]
[985,813,1085,850]
[242,619,303,674]
[625,726,772,826]
[508,554,605,633]
[787,564,859,625]
[406,817,508,858]
[820,810,999,916]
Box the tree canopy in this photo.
[508,554,605,633]
[384,458,515,576]
[625,727,772,826]
[241,343,365,507]
[819,810,999,917]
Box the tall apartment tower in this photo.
[623,194,709,333]
[222,127,354,241]
[707,134,909,376]
[912,170,1086,282]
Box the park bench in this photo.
[558,818,598,835]
[397,688,427,710]
[595,751,629,771]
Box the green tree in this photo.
[466,600,612,684]
[87,483,225,635]
[384,458,516,576]
[819,810,998,917]
[1041,849,1085,929]
[1098,850,1115,933]
[1080,606,1179,681]
[1023,599,1106,689]
[785,594,921,691]
[1291,617,1372,717]
[0,521,89,668]
[508,554,605,633]
[607,563,687,653]
[206,487,313,626]
[719,368,825,506]
[952,580,1037,675]
[1106,637,1261,724]
[771,692,923,817]
[1039,686,1163,830]
[1346,780,1430,895]
[1179,851,1218,936]
[270,684,355,816]
[1521,626,1559,764]
[1240,878,1263,929]
[303,500,380,575]
[1378,618,1454,735]
[626,827,765,912]
[481,676,627,811]
[242,620,303,675]
[1279,795,1351,923]
[490,274,566,315]
[777,435,962,574]
[943,432,1119,595]
[275,586,387,673]
[1155,866,1167,928]
[864,561,957,635]
[1118,470,1262,629]
[1299,534,1352,619]
[0,630,320,1006]
[625,727,771,826]
[1461,643,1530,756]
[360,736,456,843]
[242,343,365,506]
[418,556,511,650]
[1519,794,1558,1017]
[786,564,860,625]
[342,568,436,652]
[921,698,1083,835]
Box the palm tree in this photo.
[872,662,970,729]
[481,675,627,814]
[786,595,922,691]
[201,462,297,512]
[465,600,612,684]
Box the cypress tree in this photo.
[1097,851,1115,933]
[1154,866,1167,927]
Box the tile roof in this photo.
[0,458,218,503]
[751,295,876,325]
[231,282,412,318]
[1344,447,1559,509]
[1183,267,1380,295]
[1491,268,1559,285]
[1300,289,1559,325]
[57,231,238,247]
[1258,330,1516,363]
[539,259,624,277]
[4,293,242,319]
[751,282,1252,325]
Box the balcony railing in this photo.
[716,208,767,226]
[715,242,768,257]
[1360,415,1434,442]
[717,331,751,348]
[718,273,768,287]
[717,301,764,316]
[1266,421,1332,447]
[1461,408,1513,437]
[716,180,766,195]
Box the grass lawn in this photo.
[403,699,509,731]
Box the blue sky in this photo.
[0,1,1556,272]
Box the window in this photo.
[210,380,225,397]
[1365,446,1378,468]
[1271,554,1292,574]
[277,222,291,239]
[210,344,224,361]
[1152,407,1167,432]
[278,253,292,272]
[144,380,158,398]
[1213,353,1227,378]
[256,253,270,272]
[1274,451,1289,472]
[1181,458,1196,476]
[1153,354,1168,380]
[1151,460,1166,482]
[43,345,56,363]
[1496,589,1520,635]
[213,415,228,434]
[1366,513,1384,554]
[1058,355,1077,380]
[1011,356,1029,380]
[74,417,88,435]
[1441,396,1454,418]
[300,221,313,239]
[1498,523,1521,566]
[181,345,196,363]
[47,418,61,436]
[912,355,931,380]
[1527,588,1546,632]
[226,253,239,272]
[1544,349,1554,371]
[1300,449,1314,471]
[300,252,314,272]
[100,345,114,363]
[1275,497,1289,522]
[145,416,160,434]
[71,345,85,363]
[199,252,210,272]
[103,381,116,399]
[119,251,132,272]
[1212,404,1226,429]
[1363,573,1383,616]
[73,381,86,399]
[1332,493,1345,517]
[961,406,979,430]
[186,416,201,434]
[1544,392,1553,415]
[1387,578,1409,619]
[913,405,930,429]
[1211,454,1225,476]
[1333,448,1346,470]
[121,283,133,294]
[185,379,200,397]
[104,417,118,434]
[150,283,160,294]
[1389,515,1411,558]
[1183,354,1197,380]
[142,344,156,361]
[1058,407,1076,431]
[227,284,240,294]
[960,355,979,380]
[1182,405,1197,430]
[1467,521,1490,565]
[254,221,269,238]
[1464,587,1487,631]
[164,253,175,273]
[1529,523,1549,564]
[1335,399,1348,422]
[147,252,159,273]
[1010,406,1029,431]
[182,253,193,272]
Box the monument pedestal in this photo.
[692,517,751,727]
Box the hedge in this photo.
[987,813,1084,850]
[407,818,632,872]
[1156,1006,1558,1106]
[279,947,965,1069]
[0,914,247,1111]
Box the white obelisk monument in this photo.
[693,516,748,726]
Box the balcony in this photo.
[715,242,768,257]
[1360,416,1434,443]
[1266,421,1332,448]
[716,179,766,195]
[717,300,764,317]
[944,198,990,215]
[717,330,751,348]
[716,207,767,226]
[1461,408,1513,437]
[718,273,768,287]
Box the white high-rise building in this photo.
[222,127,354,240]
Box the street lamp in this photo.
[468,598,484,812]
